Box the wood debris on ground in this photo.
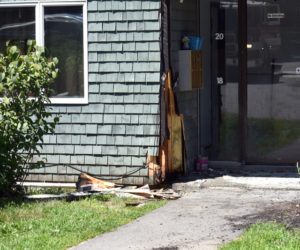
[76,173,116,191]
[24,174,181,201]
[76,174,181,200]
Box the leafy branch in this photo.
[0,40,59,195]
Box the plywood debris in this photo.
[149,71,186,183]
[116,192,146,200]
[76,174,116,191]
[151,189,181,200]
[165,71,186,174]
[23,175,182,201]
[121,189,152,198]
[75,174,181,200]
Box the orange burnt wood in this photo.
[76,174,115,189]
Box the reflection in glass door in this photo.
[247,0,300,162]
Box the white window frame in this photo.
[0,1,88,104]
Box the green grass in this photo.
[219,113,300,159]
[0,194,167,250]
[219,113,239,160]
[247,117,300,158]
[220,223,300,250]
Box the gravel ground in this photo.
[71,187,300,250]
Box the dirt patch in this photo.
[229,200,300,230]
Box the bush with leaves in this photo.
[0,41,59,196]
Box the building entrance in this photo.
[170,0,300,170]
[211,0,300,164]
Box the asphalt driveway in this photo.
[71,187,300,250]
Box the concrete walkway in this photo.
[172,173,300,192]
[71,174,300,250]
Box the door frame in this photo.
[238,0,247,163]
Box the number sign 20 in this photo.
[215,33,224,40]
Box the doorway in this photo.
[211,0,300,164]
[169,0,300,169]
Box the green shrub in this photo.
[0,41,59,196]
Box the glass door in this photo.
[210,0,240,160]
[247,0,300,162]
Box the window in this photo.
[0,2,88,104]
[0,7,35,53]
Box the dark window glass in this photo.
[247,0,300,162]
[0,7,35,54]
[44,6,84,98]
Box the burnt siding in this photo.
[26,0,161,184]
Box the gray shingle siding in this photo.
[26,0,161,184]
